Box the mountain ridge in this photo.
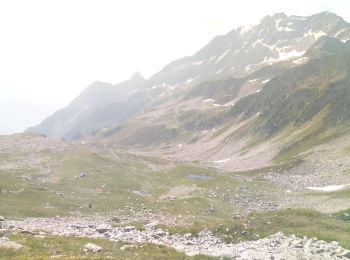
[29,11,350,164]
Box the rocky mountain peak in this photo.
[130,71,145,82]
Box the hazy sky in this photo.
[1,0,350,134]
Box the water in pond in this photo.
[187,174,214,180]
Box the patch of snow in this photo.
[256,89,261,93]
[203,99,215,103]
[307,184,350,192]
[240,25,253,35]
[248,79,258,83]
[213,103,223,107]
[214,158,230,163]
[292,57,309,65]
[202,130,209,134]
[223,98,239,107]
[341,38,350,43]
[277,26,294,32]
[251,39,261,48]
[262,79,271,84]
[209,55,217,63]
[278,49,305,61]
[215,68,224,74]
[186,77,198,84]
[304,30,327,40]
[215,49,231,64]
[245,65,252,72]
[252,39,276,51]
[164,83,180,90]
[192,61,203,66]
[177,144,183,148]
[335,29,345,38]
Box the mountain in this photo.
[147,12,350,86]
[28,72,147,140]
[29,12,350,170]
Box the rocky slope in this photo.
[29,12,350,151]
[2,216,350,259]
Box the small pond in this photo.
[187,174,214,180]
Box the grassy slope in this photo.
[2,138,350,258]
[0,234,216,260]
[0,145,250,219]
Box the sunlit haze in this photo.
[1,0,349,134]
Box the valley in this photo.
[1,133,350,259]
[2,11,350,259]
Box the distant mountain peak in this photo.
[272,12,288,19]
[130,71,145,81]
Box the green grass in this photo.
[159,208,350,249]
[0,234,217,260]
[3,139,350,258]
[0,145,246,219]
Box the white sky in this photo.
[0,0,350,134]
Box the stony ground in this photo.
[1,216,350,259]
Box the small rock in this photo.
[111,216,120,223]
[84,243,102,253]
[339,250,350,258]
[80,172,86,178]
[0,216,4,222]
[120,245,135,251]
[185,240,195,246]
[21,230,38,235]
[184,233,192,239]
[123,226,135,232]
[96,225,110,234]
[315,248,324,254]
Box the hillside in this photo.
[28,72,147,140]
[29,12,350,148]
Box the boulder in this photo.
[0,237,23,250]
[84,243,102,253]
